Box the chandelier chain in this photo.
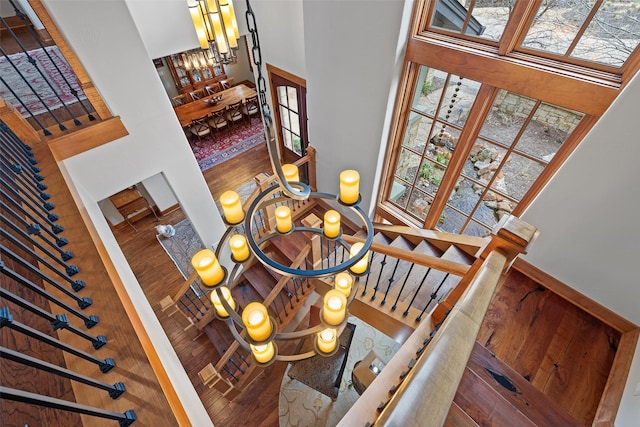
[245,1,268,110]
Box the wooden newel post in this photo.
[305,145,317,192]
[302,213,323,269]
[0,99,41,144]
[481,214,539,267]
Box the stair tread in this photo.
[444,401,480,427]
[242,263,279,301]
[455,365,537,427]
[463,342,582,427]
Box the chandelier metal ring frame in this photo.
[187,0,375,366]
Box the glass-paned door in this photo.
[269,68,309,180]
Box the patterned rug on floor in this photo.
[0,46,86,117]
[189,120,265,171]
[156,179,258,278]
[279,316,402,427]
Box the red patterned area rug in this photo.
[0,46,85,117]
[189,119,265,171]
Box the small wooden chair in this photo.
[225,100,244,127]
[205,82,222,95]
[189,88,206,102]
[198,363,235,397]
[208,106,229,132]
[171,94,190,107]
[242,95,260,124]
[158,295,196,332]
[189,115,212,142]
[220,77,235,90]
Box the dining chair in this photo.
[242,95,260,124]
[205,83,222,95]
[171,94,190,107]
[189,88,206,102]
[189,115,212,142]
[208,107,229,133]
[225,100,244,128]
[220,77,235,90]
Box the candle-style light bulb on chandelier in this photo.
[186,0,240,65]
[188,0,374,366]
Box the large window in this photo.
[379,0,640,236]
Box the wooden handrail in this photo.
[372,223,489,257]
[342,234,471,277]
[374,249,508,426]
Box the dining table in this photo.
[173,84,258,128]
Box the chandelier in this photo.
[188,0,374,366]
[186,0,240,65]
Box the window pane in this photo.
[427,125,460,163]
[415,159,445,197]
[395,148,422,186]
[515,103,584,162]
[571,0,640,67]
[284,131,294,150]
[412,67,447,117]
[290,111,300,134]
[446,177,479,217]
[287,87,298,111]
[466,141,507,185]
[502,153,544,201]
[462,220,491,238]
[408,189,432,221]
[438,205,466,234]
[403,112,434,155]
[390,179,409,208]
[280,106,290,129]
[479,90,536,147]
[436,75,480,128]
[292,134,302,155]
[278,87,288,105]
[521,0,640,68]
[429,0,508,42]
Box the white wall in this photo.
[125,0,198,60]
[303,0,406,214]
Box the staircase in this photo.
[447,341,582,427]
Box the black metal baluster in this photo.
[0,262,98,328]
[0,200,67,247]
[0,387,136,426]
[0,162,50,203]
[0,350,123,397]
[392,263,415,311]
[1,246,90,307]
[0,188,63,235]
[0,23,82,129]
[371,254,387,301]
[9,0,95,120]
[404,268,432,317]
[0,309,113,373]
[0,287,106,349]
[1,229,83,288]
[381,258,402,306]
[1,214,74,266]
[416,273,450,322]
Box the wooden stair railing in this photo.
[338,215,538,427]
